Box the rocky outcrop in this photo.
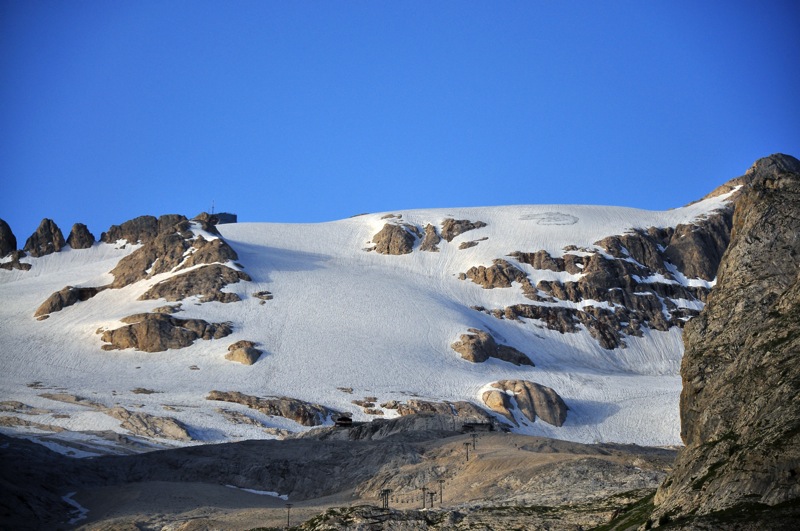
[100,214,187,244]
[482,380,568,427]
[0,218,16,257]
[463,259,530,289]
[206,390,337,427]
[440,218,487,242]
[225,340,262,365]
[23,218,65,257]
[140,263,251,303]
[0,251,30,271]
[370,223,420,255]
[651,154,800,525]
[65,223,95,249]
[392,399,496,424]
[99,313,232,352]
[34,286,105,318]
[466,220,726,349]
[106,407,192,441]
[451,328,533,366]
[419,223,441,252]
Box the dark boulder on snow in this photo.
[66,223,95,249]
[23,219,65,257]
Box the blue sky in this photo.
[2,1,799,240]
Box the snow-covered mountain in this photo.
[0,163,756,456]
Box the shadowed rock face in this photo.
[140,263,251,303]
[66,223,95,249]
[23,218,65,257]
[0,218,16,257]
[651,154,800,524]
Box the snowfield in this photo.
[0,192,735,453]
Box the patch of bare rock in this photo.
[99,313,232,352]
[451,328,533,366]
[206,390,338,427]
[369,222,420,255]
[23,218,65,257]
[440,218,487,242]
[66,223,95,249]
[463,213,731,349]
[34,213,250,320]
[37,392,192,442]
[482,380,568,427]
[368,217,488,255]
[34,285,106,319]
[0,218,17,257]
[224,340,263,365]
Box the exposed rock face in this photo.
[393,399,496,424]
[371,223,419,255]
[206,390,337,427]
[140,263,251,303]
[482,380,568,427]
[23,218,65,257]
[0,218,16,257]
[106,407,192,441]
[652,154,800,524]
[467,219,727,349]
[34,286,105,318]
[451,328,533,366]
[0,251,30,271]
[440,218,487,242]
[100,313,232,352]
[225,340,262,365]
[463,259,530,289]
[419,223,441,252]
[66,223,95,249]
[100,214,187,244]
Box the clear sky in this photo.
[1,1,799,241]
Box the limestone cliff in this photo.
[650,154,800,526]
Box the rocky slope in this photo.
[0,157,785,454]
[645,154,800,526]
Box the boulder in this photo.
[100,313,232,352]
[66,223,95,249]
[451,328,533,366]
[225,340,262,365]
[440,218,487,242]
[23,219,65,257]
[482,380,568,427]
[34,286,105,318]
[0,218,16,257]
